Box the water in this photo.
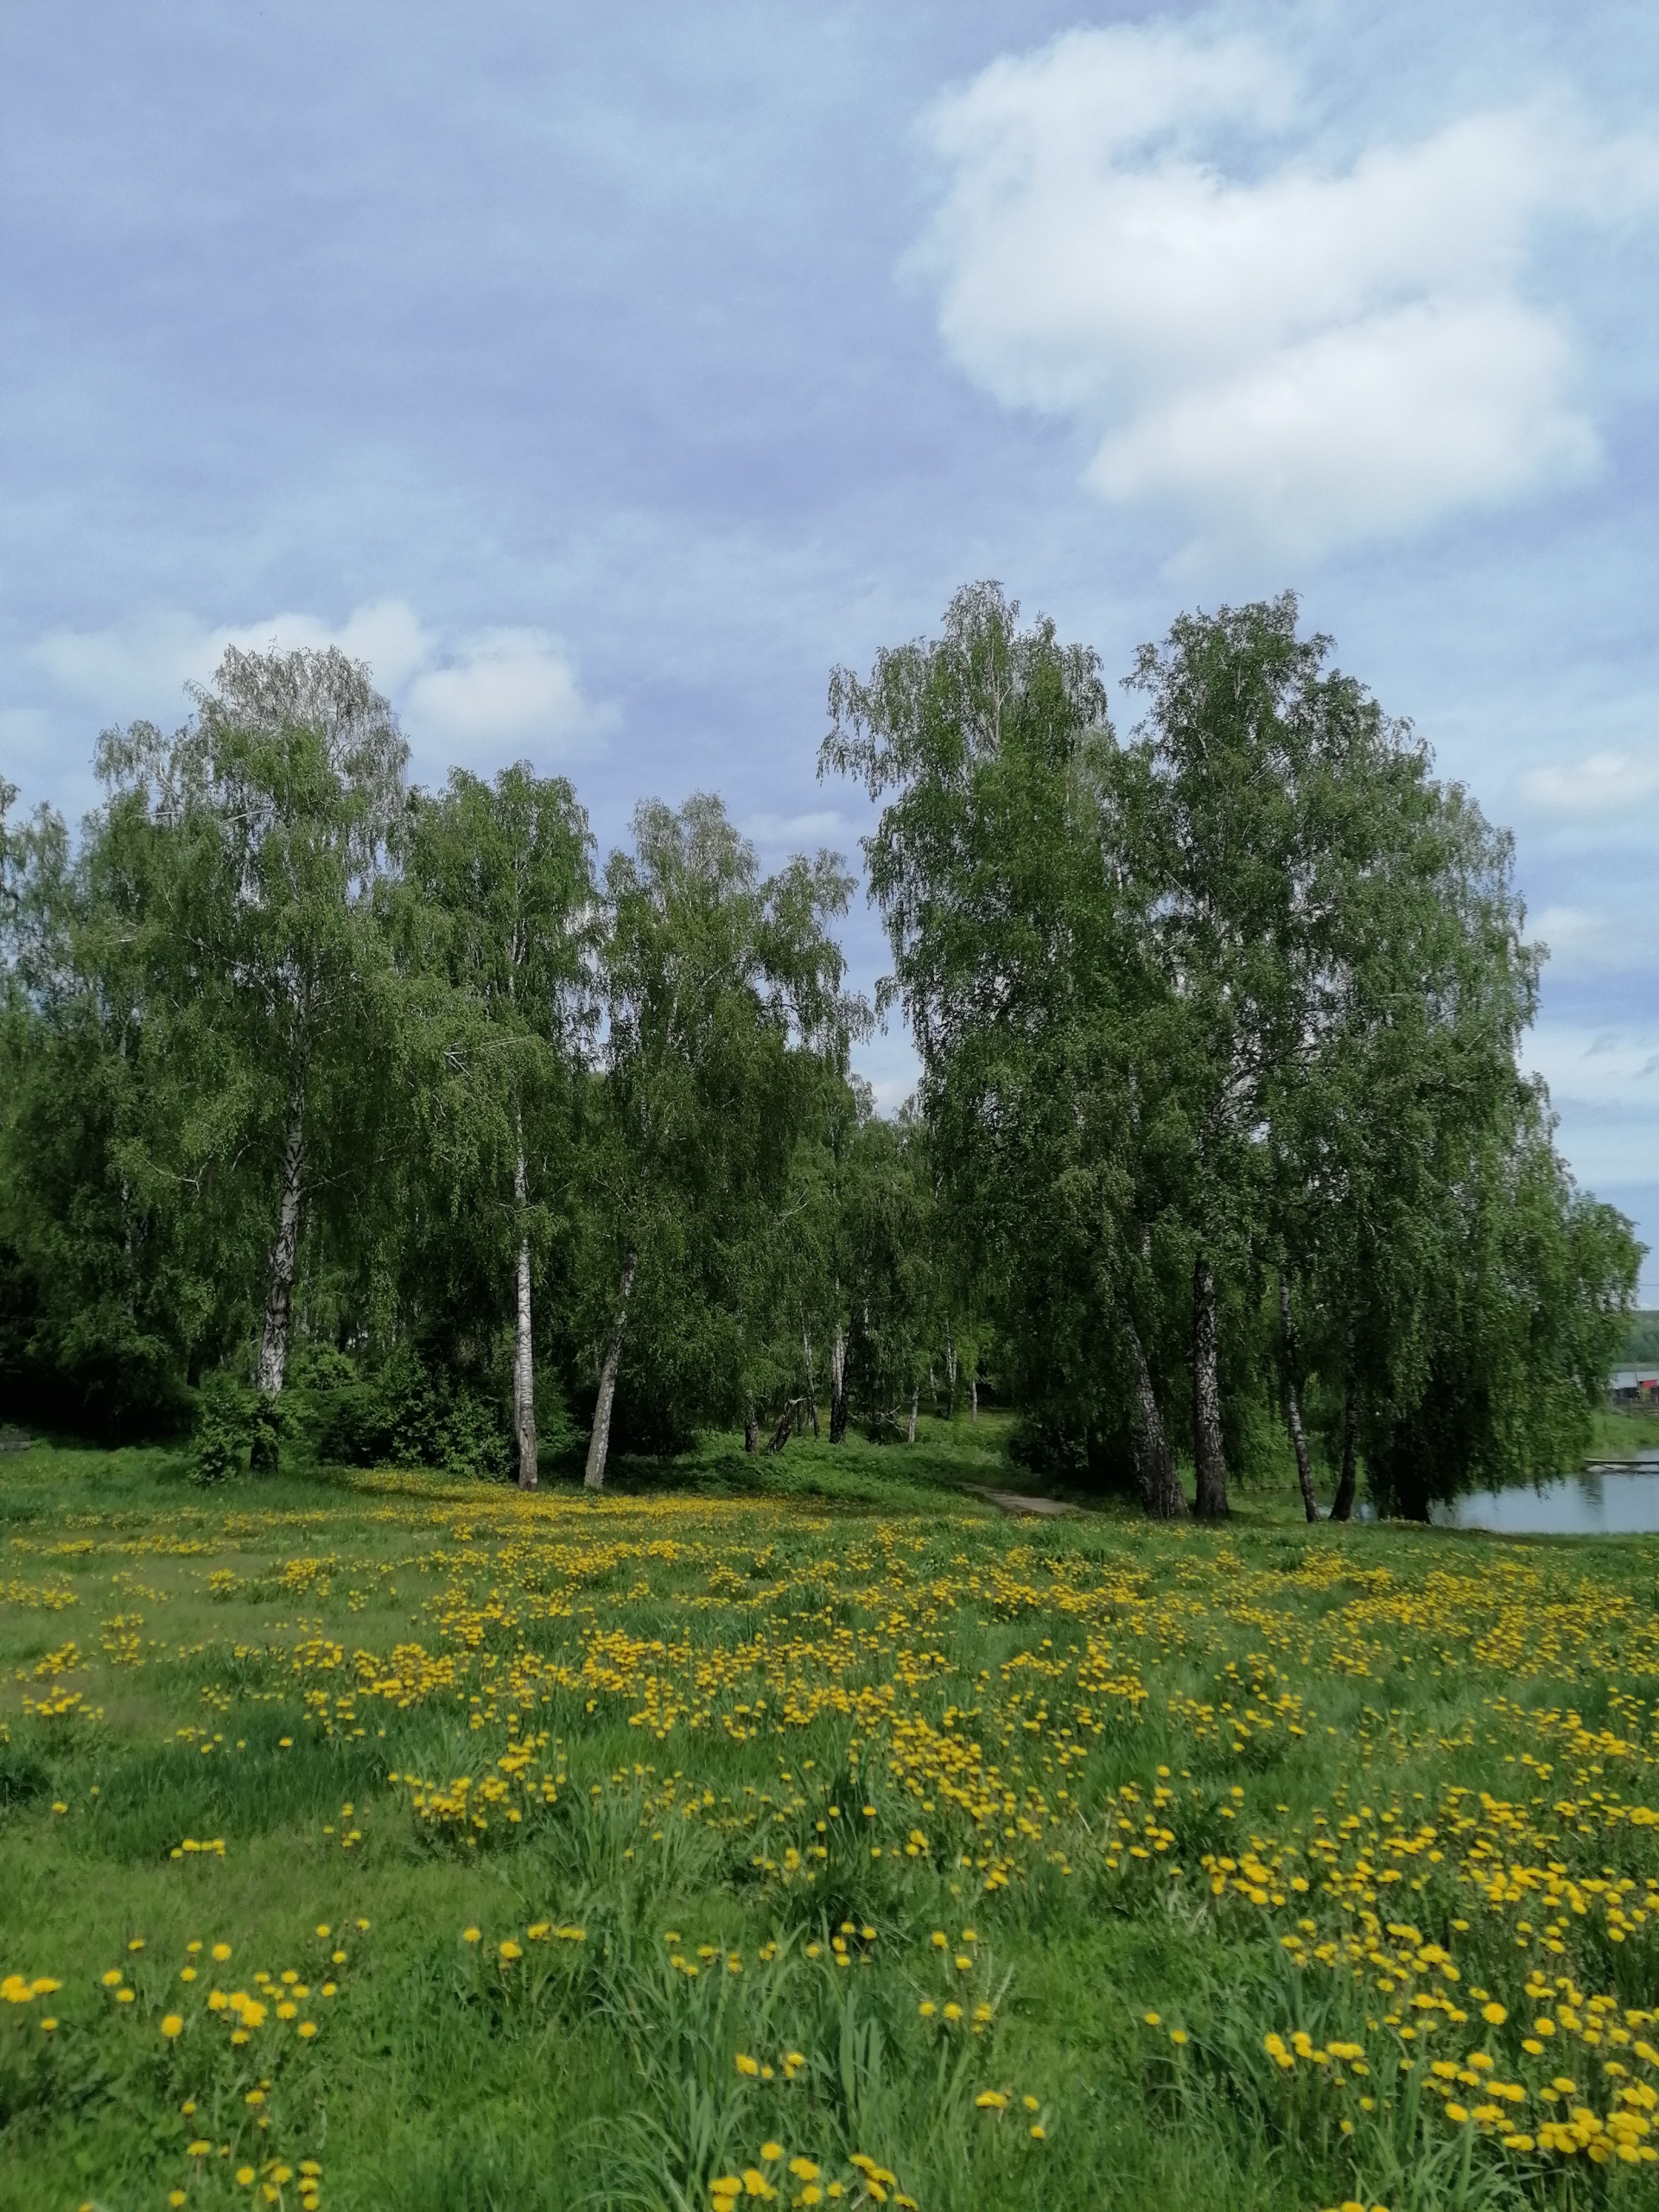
[1431,1453,1659,1535]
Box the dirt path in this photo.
[963,1484,1075,1518]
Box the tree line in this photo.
[0,587,1640,1516]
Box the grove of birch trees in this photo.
[0,588,1639,1516]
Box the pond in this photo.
[1428,1453,1659,1535]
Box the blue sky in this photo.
[2,0,1656,1294]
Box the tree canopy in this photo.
[0,602,1640,1515]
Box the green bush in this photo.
[188,1370,255,1484]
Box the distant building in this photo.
[1610,1367,1659,1408]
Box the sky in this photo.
[1,0,1656,1295]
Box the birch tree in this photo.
[582,795,856,1489]
[821,583,1187,1514]
[397,764,594,1488]
[160,647,406,1465]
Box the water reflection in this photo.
[1431,1454,1659,1535]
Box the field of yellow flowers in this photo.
[4,1429,1659,2212]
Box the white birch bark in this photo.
[583,1245,637,1492]
[1192,1253,1229,1519]
[1278,1276,1319,1523]
[256,1109,304,1401]
[829,1324,849,1444]
[802,1325,819,1437]
[512,1148,537,1490]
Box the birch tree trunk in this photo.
[251,1100,304,1473]
[906,1387,918,1445]
[829,1324,849,1445]
[1330,1315,1359,1521]
[744,1406,760,1454]
[1192,1252,1229,1519]
[802,1326,820,1437]
[583,1244,637,1492]
[1123,1311,1185,1519]
[1278,1275,1320,1523]
[944,1329,957,1419]
[969,1374,978,1424]
[512,1149,537,1491]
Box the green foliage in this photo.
[823,584,1642,1510]
[2,602,1644,1511]
[586,795,864,1457]
[188,1372,255,1486]
[296,1343,514,1482]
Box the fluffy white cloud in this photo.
[1521,747,1659,818]
[742,807,847,848]
[35,599,431,715]
[401,628,613,768]
[24,601,610,778]
[914,24,1658,558]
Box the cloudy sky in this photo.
[2,0,1656,1293]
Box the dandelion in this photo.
[161,2013,184,2038]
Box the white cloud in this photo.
[22,602,612,779]
[743,808,847,847]
[1521,747,1659,818]
[401,628,612,769]
[34,599,432,715]
[914,24,1659,558]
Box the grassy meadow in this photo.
[4,1423,1659,2212]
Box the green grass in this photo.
[3,1425,1659,2212]
[1588,1406,1659,1460]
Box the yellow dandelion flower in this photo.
[161,2013,184,2038]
